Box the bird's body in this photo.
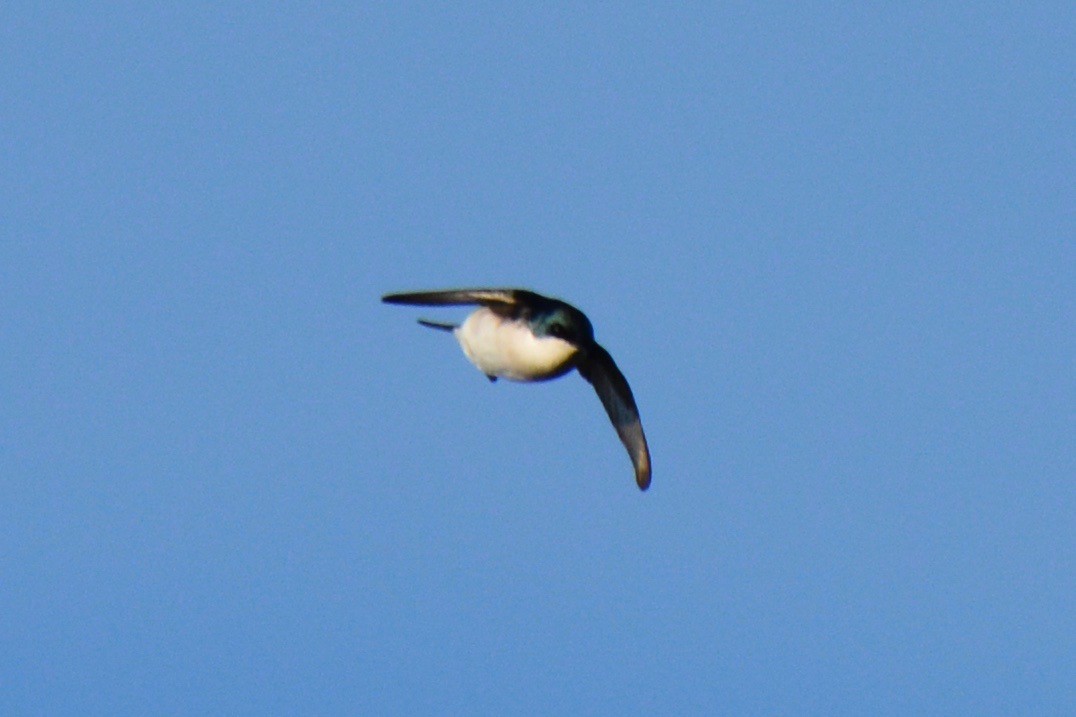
[383,288,652,490]
[456,307,578,382]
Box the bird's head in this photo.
[533,303,595,346]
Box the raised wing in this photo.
[382,289,531,307]
[577,343,651,490]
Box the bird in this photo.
[382,288,651,490]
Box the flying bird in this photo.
[382,288,652,490]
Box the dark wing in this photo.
[382,289,530,307]
[577,343,652,490]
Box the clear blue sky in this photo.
[3,4,1073,715]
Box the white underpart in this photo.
[454,307,578,381]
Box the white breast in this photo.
[454,308,578,381]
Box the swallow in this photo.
[382,288,652,490]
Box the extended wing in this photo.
[382,289,536,307]
[577,343,652,490]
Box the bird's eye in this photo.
[549,323,566,338]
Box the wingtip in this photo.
[635,451,652,491]
[382,291,429,304]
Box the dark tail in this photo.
[417,319,457,332]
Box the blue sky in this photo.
[3,4,1073,714]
